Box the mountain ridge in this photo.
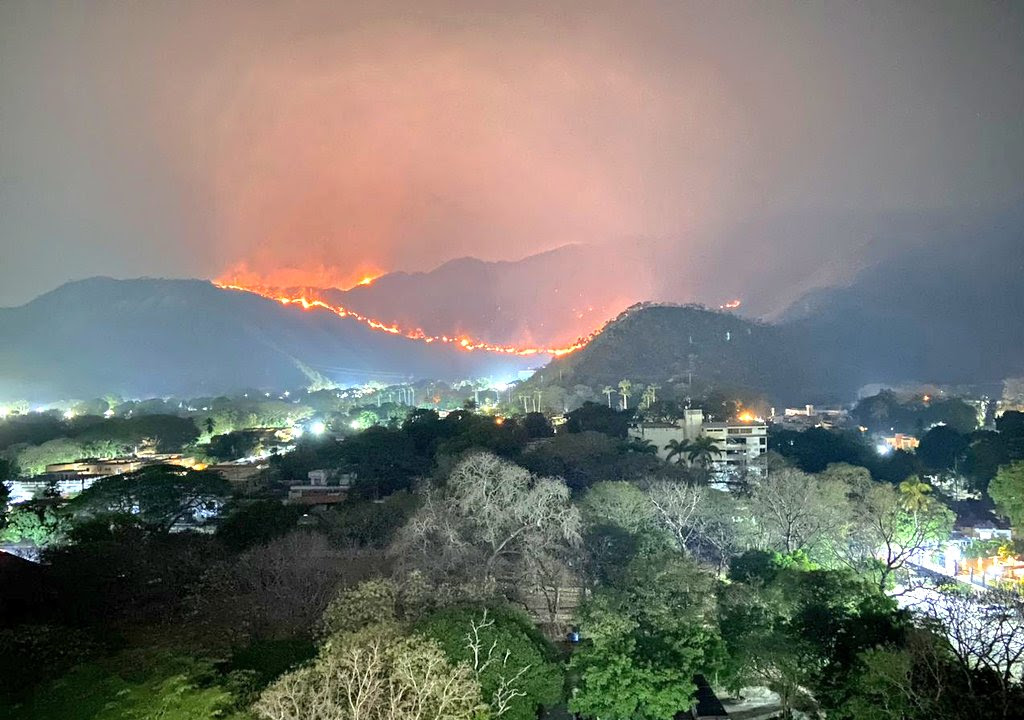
[0,277,534,400]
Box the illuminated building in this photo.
[883,433,920,451]
[702,419,769,475]
[629,408,767,476]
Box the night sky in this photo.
[1,1,1022,310]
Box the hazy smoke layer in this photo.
[2,1,1022,311]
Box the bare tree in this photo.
[747,467,850,555]
[646,480,705,552]
[910,586,1024,718]
[836,481,954,591]
[190,532,377,643]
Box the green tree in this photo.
[720,557,906,718]
[580,481,655,534]
[898,476,933,513]
[522,412,554,439]
[322,491,421,548]
[0,457,17,483]
[839,480,953,591]
[206,429,263,461]
[917,425,969,471]
[0,465,11,529]
[5,652,241,720]
[215,500,301,551]
[419,607,563,720]
[69,464,231,533]
[564,402,631,438]
[1,502,69,547]
[989,462,1024,528]
[10,437,89,476]
[570,553,723,720]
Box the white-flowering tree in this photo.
[254,625,484,720]
[400,452,581,588]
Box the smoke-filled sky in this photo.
[1,0,1022,310]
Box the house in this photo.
[286,470,356,506]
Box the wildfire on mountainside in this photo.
[212,281,602,357]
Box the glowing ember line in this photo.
[213,281,599,357]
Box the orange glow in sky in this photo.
[217,263,385,292]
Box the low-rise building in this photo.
[775,404,849,430]
[44,454,201,479]
[884,433,920,451]
[208,462,267,486]
[285,469,356,507]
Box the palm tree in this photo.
[628,438,658,454]
[899,476,933,514]
[618,379,633,410]
[664,438,692,465]
[602,386,614,408]
[640,385,656,410]
[687,436,722,471]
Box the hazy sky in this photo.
[1,0,1022,308]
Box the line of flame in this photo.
[213,281,600,357]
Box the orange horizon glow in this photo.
[212,280,603,357]
[217,263,385,292]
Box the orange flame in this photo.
[719,299,742,310]
[212,281,601,357]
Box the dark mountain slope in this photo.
[534,304,811,403]
[0,278,532,400]
[783,219,1024,391]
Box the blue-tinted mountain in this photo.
[0,278,533,400]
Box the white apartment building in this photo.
[701,420,768,475]
[629,409,767,476]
